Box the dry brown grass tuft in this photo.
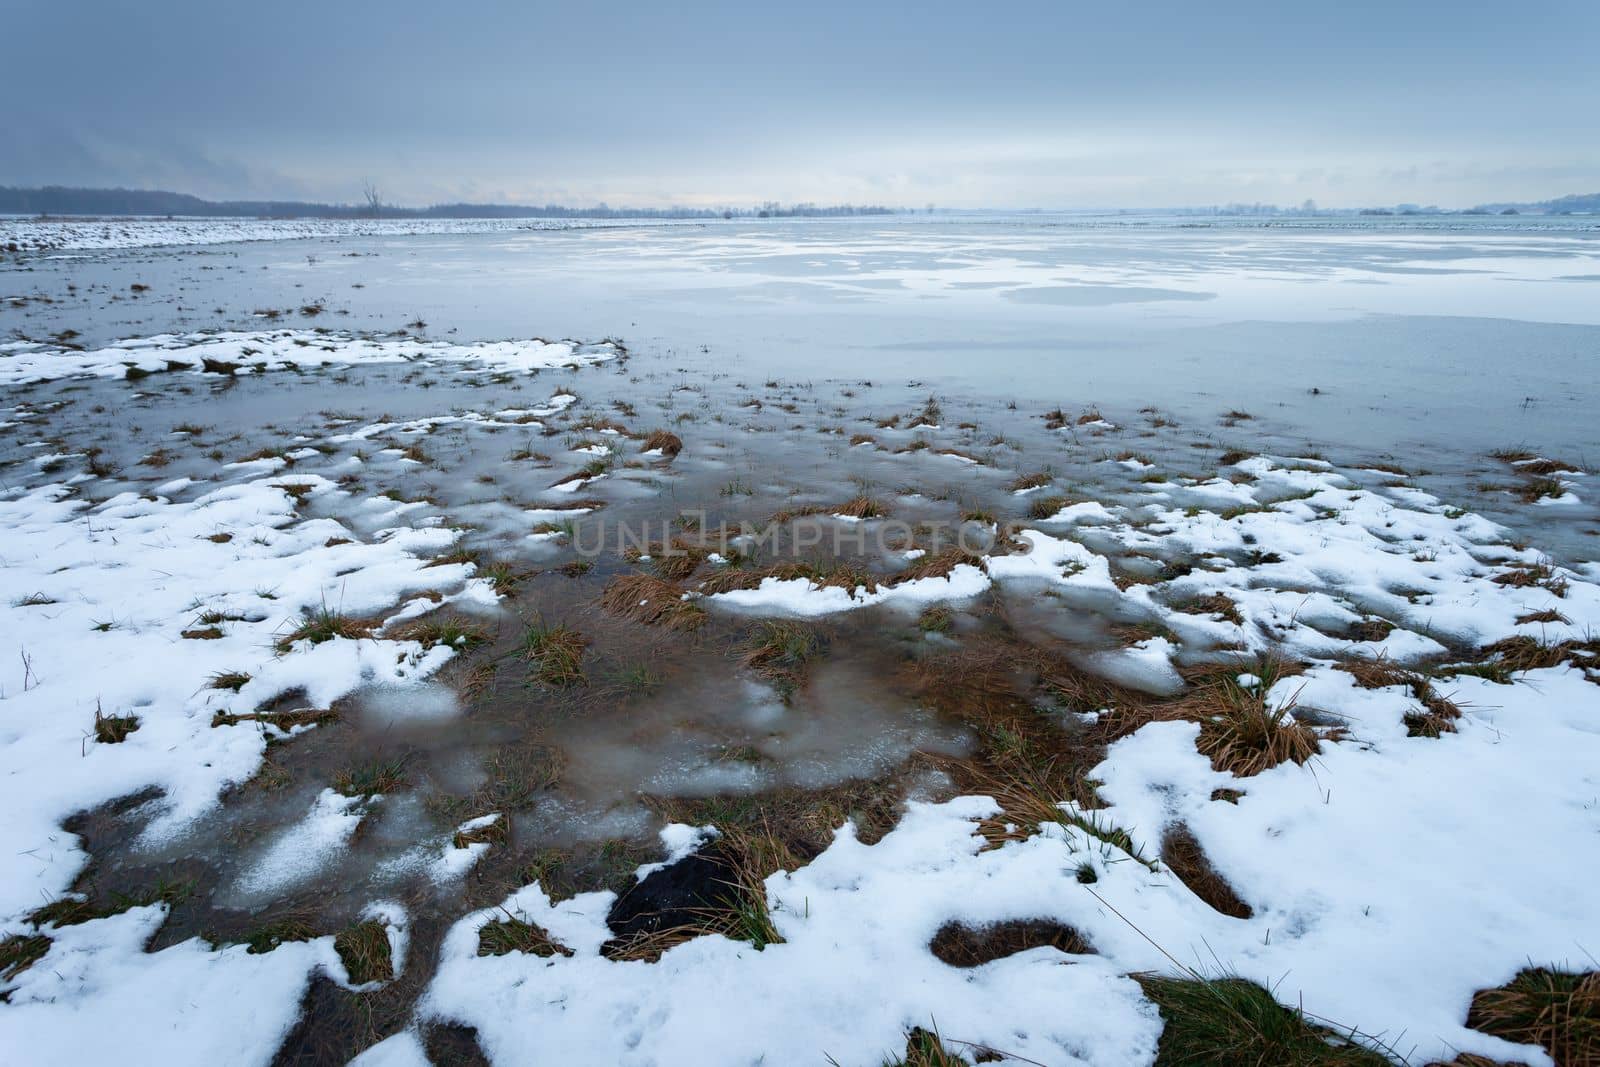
[1177,659,1321,777]
[332,755,409,797]
[640,429,684,457]
[698,560,881,596]
[520,621,588,686]
[1170,592,1244,626]
[599,574,706,630]
[1479,635,1596,675]
[275,606,376,653]
[895,547,986,583]
[1516,608,1570,625]
[477,914,573,958]
[1493,559,1569,596]
[833,495,890,519]
[1466,967,1597,1067]
[1337,654,1417,691]
[929,918,1094,966]
[1515,477,1570,504]
[624,536,714,580]
[1160,824,1254,918]
[1007,471,1052,492]
[93,704,140,744]
[388,614,490,650]
[740,621,825,695]
[1,934,51,981]
[452,815,510,850]
[212,707,336,730]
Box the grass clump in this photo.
[1027,494,1073,520]
[1466,967,1597,1067]
[1336,655,1463,737]
[93,705,140,744]
[332,755,409,797]
[1170,593,1244,626]
[1,934,51,981]
[599,574,707,630]
[896,547,986,584]
[1136,973,1389,1066]
[1491,559,1569,596]
[1515,477,1568,503]
[1008,471,1051,492]
[1183,657,1321,777]
[929,918,1094,967]
[451,815,509,850]
[741,621,825,695]
[641,429,684,457]
[1160,824,1253,918]
[478,914,573,958]
[834,495,890,519]
[1477,635,1598,677]
[333,920,394,986]
[275,605,375,653]
[208,670,251,692]
[390,614,490,650]
[244,915,319,954]
[520,620,588,686]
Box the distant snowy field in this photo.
[0,215,687,253]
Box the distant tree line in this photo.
[0,186,894,220]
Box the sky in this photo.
[4,0,1598,210]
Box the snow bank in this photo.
[0,330,620,386]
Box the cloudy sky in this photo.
[5,0,1597,209]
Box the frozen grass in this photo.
[1336,656,1464,738]
[211,707,337,730]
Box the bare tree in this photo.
[361,180,383,217]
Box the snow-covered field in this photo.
[0,215,680,253]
